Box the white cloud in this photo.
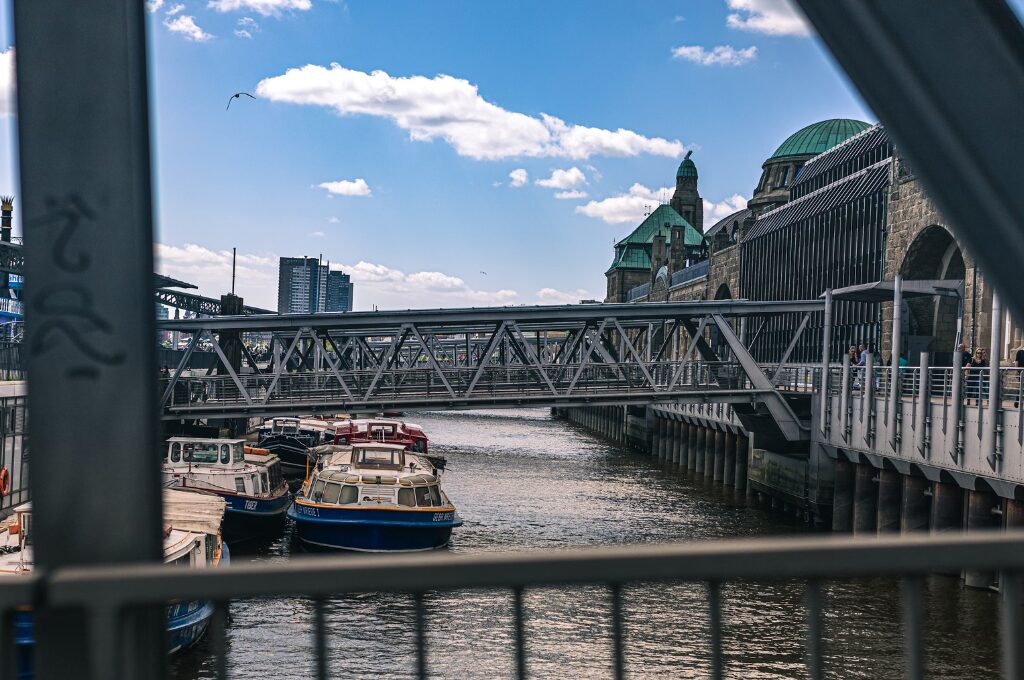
[726,0,811,36]
[703,194,749,227]
[672,45,757,66]
[536,166,586,190]
[164,15,213,41]
[327,216,339,224]
[318,178,371,197]
[208,0,311,17]
[554,190,588,200]
[166,3,186,15]
[672,15,686,23]
[146,0,165,12]
[0,49,14,119]
[255,63,685,160]
[238,16,259,28]
[508,168,528,188]
[156,243,278,308]
[343,261,518,309]
[235,29,253,38]
[575,183,671,225]
[535,288,589,305]
[310,230,326,237]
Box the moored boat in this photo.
[288,440,462,552]
[0,489,228,677]
[162,437,291,534]
[256,417,338,478]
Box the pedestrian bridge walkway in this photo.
[159,300,823,441]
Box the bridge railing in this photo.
[160,361,767,413]
[2,531,1023,679]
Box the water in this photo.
[171,408,1002,679]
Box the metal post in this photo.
[984,289,1003,470]
[864,351,875,446]
[888,275,904,450]
[950,348,963,463]
[916,351,930,458]
[819,289,833,433]
[12,0,165,677]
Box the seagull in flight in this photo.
[226,92,256,110]
[480,271,488,275]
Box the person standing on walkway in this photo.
[968,347,988,405]
[857,343,869,366]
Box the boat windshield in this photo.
[183,441,220,464]
[358,448,401,468]
[274,420,299,434]
[233,443,244,463]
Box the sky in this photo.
[0,0,888,311]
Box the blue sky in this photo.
[0,1,894,309]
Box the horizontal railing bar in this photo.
[34,531,1024,609]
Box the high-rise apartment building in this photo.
[326,270,353,312]
[278,257,354,313]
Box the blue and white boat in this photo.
[0,489,228,677]
[163,437,292,533]
[288,441,462,552]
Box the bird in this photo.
[480,271,488,275]
[226,92,256,110]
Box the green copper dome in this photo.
[677,150,697,179]
[769,119,871,160]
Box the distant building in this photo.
[325,270,353,312]
[278,257,353,313]
[278,257,327,314]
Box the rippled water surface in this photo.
[171,408,1002,679]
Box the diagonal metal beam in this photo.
[309,330,354,400]
[507,321,557,396]
[364,326,410,401]
[160,331,201,407]
[210,331,253,407]
[770,313,812,382]
[263,330,303,404]
[466,322,507,396]
[667,316,709,391]
[567,319,609,395]
[407,324,455,397]
[612,319,658,390]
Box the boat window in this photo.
[261,472,269,492]
[339,485,358,504]
[311,479,327,502]
[322,482,342,504]
[184,442,219,464]
[397,487,415,507]
[415,486,432,507]
[235,477,246,493]
[171,443,181,463]
[359,449,399,467]
[428,485,442,507]
[220,444,230,464]
[233,443,244,463]
[410,438,425,453]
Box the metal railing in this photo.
[3,531,1024,679]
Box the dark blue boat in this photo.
[289,441,462,552]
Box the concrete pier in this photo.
[692,426,700,473]
[734,435,748,492]
[964,488,1000,589]
[678,422,690,467]
[694,428,706,475]
[930,481,963,533]
[852,463,878,535]
[712,431,725,482]
[723,432,736,487]
[703,428,715,479]
[831,459,854,532]
[672,421,683,465]
[900,476,931,533]
[876,469,902,533]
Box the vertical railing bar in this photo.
[414,592,428,680]
[313,597,328,680]
[212,600,229,680]
[901,576,926,680]
[513,587,527,680]
[610,583,625,680]
[708,580,724,680]
[1000,571,1021,680]
[805,579,825,680]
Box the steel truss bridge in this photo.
[159,299,824,441]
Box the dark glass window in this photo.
[339,485,359,504]
[398,488,415,507]
[322,482,342,504]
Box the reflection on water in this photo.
[171,408,1001,679]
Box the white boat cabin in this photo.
[163,437,285,499]
[304,442,452,509]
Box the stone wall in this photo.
[706,244,741,300]
[606,268,649,303]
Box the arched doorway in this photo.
[899,225,965,363]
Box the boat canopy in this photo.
[163,488,226,536]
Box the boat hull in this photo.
[288,503,461,552]
[255,434,311,478]
[12,543,231,677]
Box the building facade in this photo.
[607,118,1018,366]
[325,269,353,312]
[278,257,354,314]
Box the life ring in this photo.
[0,468,10,497]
